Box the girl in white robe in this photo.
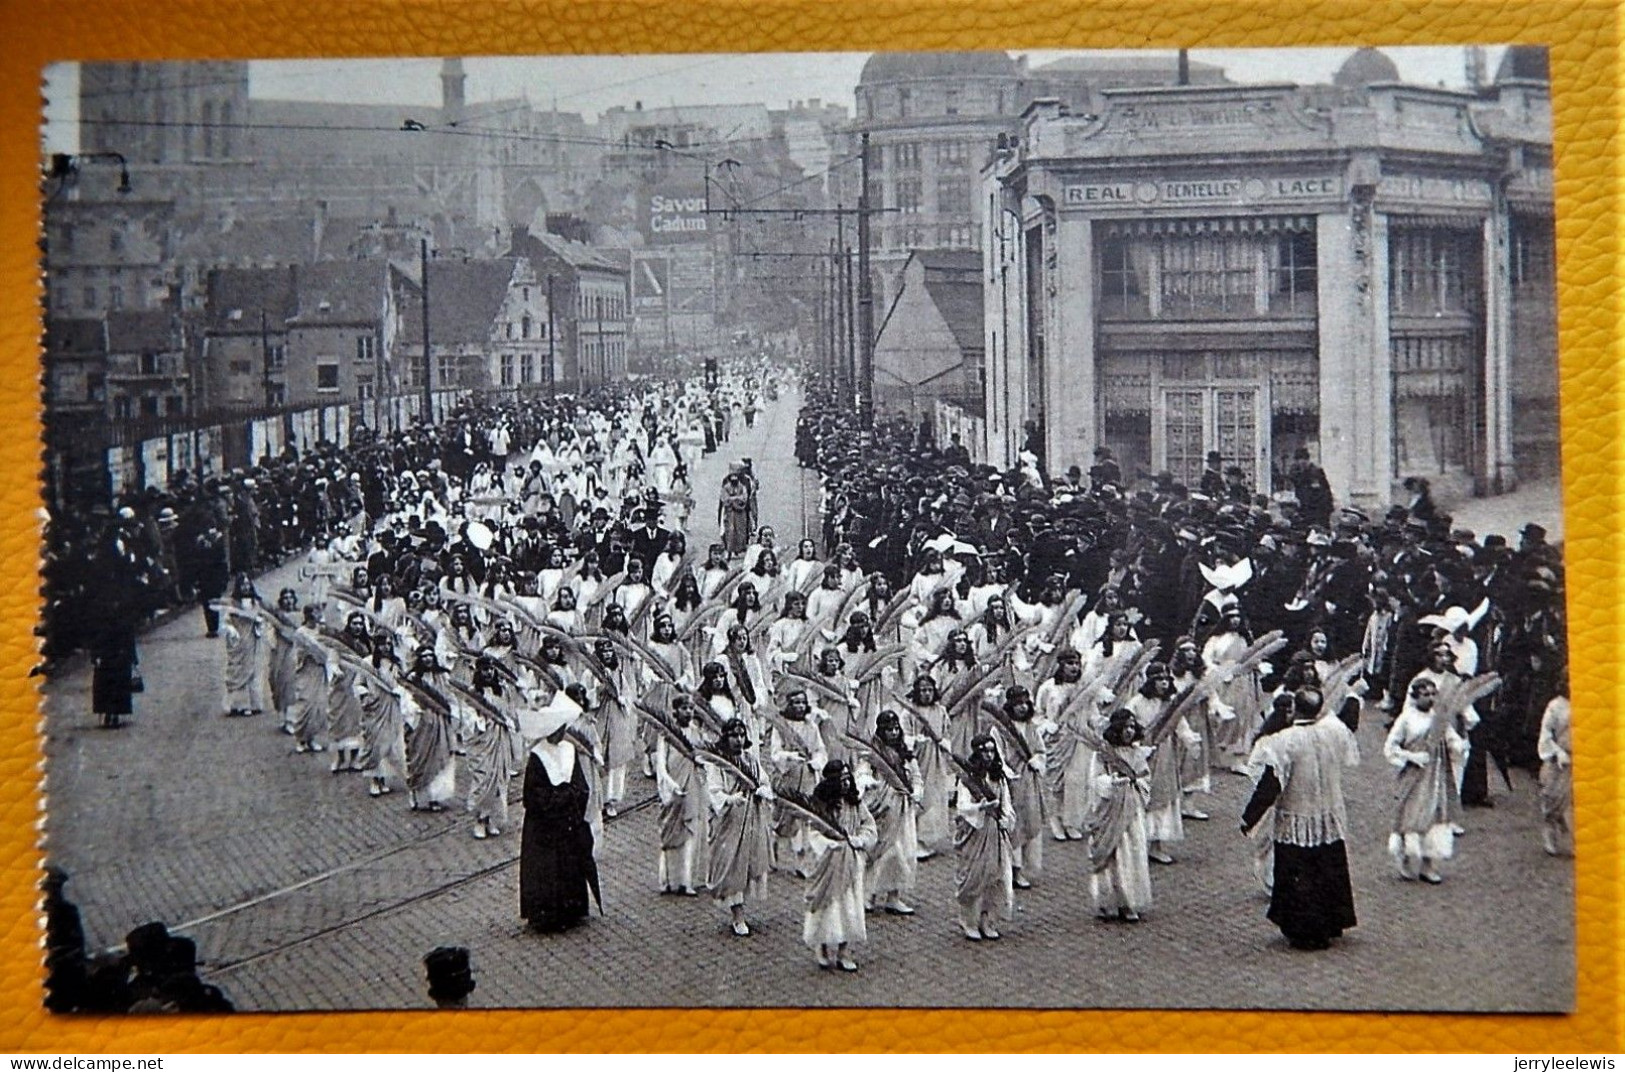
[1088,710,1154,922]
[802,763,878,972]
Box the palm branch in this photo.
[872,589,912,633]
[1107,642,1163,702]
[448,680,516,730]
[511,651,566,693]
[562,724,605,768]
[1436,672,1503,722]
[849,643,908,684]
[631,703,698,763]
[328,589,367,611]
[979,701,1034,763]
[573,641,625,698]
[827,582,869,633]
[593,628,678,684]
[626,584,661,635]
[1031,591,1090,681]
[782,668,853,710]
[839,732,912,794]
[707,562,750,605]
[1074,719,1138,781]
[694,747,761,792]
[1315,652,1368,723]
[771,785,849,842]
[583,569,627,611]
[763,709,817,761]
[942,656,1012,718]
[677,603,728,645]
[942,750,996,803]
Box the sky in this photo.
[41,46,1511,155]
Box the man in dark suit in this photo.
[627,507,672,577]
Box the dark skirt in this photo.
[1267,840,1356,946]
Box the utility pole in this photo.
[843,245,856,408]
[258,309,273,408]
[856,131,874,429]
[546,273,557,400]
[825,238,837,389]
[419,238,433,422]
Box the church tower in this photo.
[441,58,466,123]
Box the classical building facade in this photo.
[982,48,1555,507]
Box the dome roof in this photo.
[1333,47,1401,88]
[1494,45,1549,83]
[859,51,1018,86]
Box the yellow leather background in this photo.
[0,0,1617,1053]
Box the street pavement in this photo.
[40,388,1574,1013]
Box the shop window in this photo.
[1161,233,1256,317]
[1270,230,1318,315]
[1099,237,1147,317]
[1390,228,1478,317]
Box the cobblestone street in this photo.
[41,390,1574,1013]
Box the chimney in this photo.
[313,200,328,261]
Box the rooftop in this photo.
[860,51,1019,86]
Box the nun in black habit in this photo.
[519,692,602,933]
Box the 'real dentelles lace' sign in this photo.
[1063,175,1344,209]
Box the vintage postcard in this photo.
[33,43,1576,1020]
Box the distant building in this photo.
[398,257,554,395]
[200,266,299,407]
[282,261,411,410]
[871,249,984,422]
[105,309,189,421]
[982,47,1556,504]
[44,194,175,318]
[846,51,1227,312]
[505,229,630,390]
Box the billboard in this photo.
[632,253,670,312]
[643,184,711,245]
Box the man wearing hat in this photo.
[423,946,475,1008]
[1289,447,1334,528]
[1199,451,1226,499]
[1088,446,1122,491]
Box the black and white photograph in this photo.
[35,45,1572,1014]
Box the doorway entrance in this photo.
[1155,384,1268,490]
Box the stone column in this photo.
[1316,198,1392,508]
[1047,212,1097,474]
[1482,208,1516,494]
